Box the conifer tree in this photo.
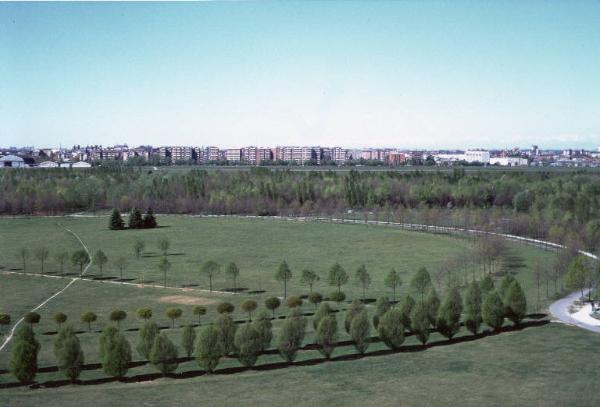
[464,280,482,334]
[425,286,441,327]
[109,208,125,230]
[215,313,237,355]
[196,325,222,373]
[181,325,196,358]
[504,281,527,326]
[436,287,463,339]
[143,208,157,229]
[399,295,415,331]
[102,329,132,378]
[316,315,337,359]
[9,324,40,383]
[277,310,306,363]
[150,334,179,375]
[350,310,370,354]
[137,321,160,359]
[482,291,505,332]
[234,323,262,367]
[410,301,430,345]
[373,296,391,328]
[251,311,273,351]
[344,299,364,334]
[378,308,405,349]
[128,208,144,229]
[54,325,84,381]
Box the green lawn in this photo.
[2,323,598,406]
[0,215,589,406]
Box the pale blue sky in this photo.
[1,1,599,149]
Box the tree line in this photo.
[2,167,600,250]
[6,269,528,384]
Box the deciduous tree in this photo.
[373,296,391,328]
[300,269,319,293]
[327,263,348,294]
[355,264,371,300]
[316,315,337,359]
[350,310,370,354]
[411,267,432,303]
[226,262,240,292]
[150,334,179,375]
[384,268,402,301]
[201,260,221,291]
[9,324,39,383]
[166,308,183,328]
[234,323,262,367]
[54,325,84,381]
[275,260,293,298]
[215,313,237,355]
[241,300,258,321]
[378,308,405,349]
[34,247,49,274]
[192,305,206,325]
[80,311,97,332]
[196,325,222,373]
[136,321,159,359]
[93,249,108,277]
[181,325,196,358]
[265,297,281,318]
[158,256,171,287]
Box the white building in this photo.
[463,150,490,164]
[38,161,59,168]
[490,157,528,166]
[72,161,92,168]
[0,155,27,168]
[225,149,241,162]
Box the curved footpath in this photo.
[548,289,600,333]
[0,224,93,352]
[1,213,598,347]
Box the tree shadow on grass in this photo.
[1,319,550,390]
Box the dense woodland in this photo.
[1,167,599,249]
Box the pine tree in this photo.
[313,302,334,330]
[99,326,119,360]
[9,324,40,383]
[436,287,463,339]
[150,334,179,375]
[143,208,157,229]
[109,208,125,230]
[480,275,495,295]
[464,280,482,335]
[128,208,144,229]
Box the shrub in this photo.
[308,292,323,308]
[330,291,346,304]
[150,334,179,375]
[234,323,262,367]
[192,305,207,325]
[137,321,160,359]
[286,295,303,309]
[196,325,222,373]
[265,297,281,318]
[9,324,40,383]
[215,313,237,355]
[316,315,337,359]
[166,308,183,328]
[217,302,235,314]
[241,300,258,321]
[378,308,405,349]
[350,310,370,354]
[136,308,153,321]
[53,312,68,327]
[24,312,41,327]
[109,310,127,328]
[80,311,97,332]
[372,296,391,328]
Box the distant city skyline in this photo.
[1,1,599,149]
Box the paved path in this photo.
[549,289,600,334]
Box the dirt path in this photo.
[0,224,93,351]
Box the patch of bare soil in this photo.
[158,295,217,306]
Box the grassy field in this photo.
[1,322,598,406]
[0,215,592,405]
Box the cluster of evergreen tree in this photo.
[109,208,157,230]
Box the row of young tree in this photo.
[7,272,527,384]
[2,167,600,251]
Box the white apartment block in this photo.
[225,148,241,162]
[463,150,490,164]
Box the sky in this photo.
[1,1,599,150]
